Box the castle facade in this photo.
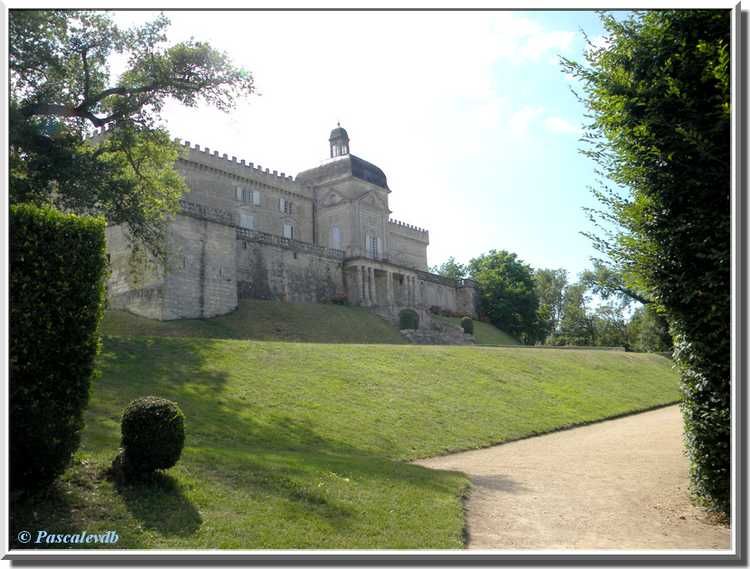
[106,124,479,325]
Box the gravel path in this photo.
[415,405,730,550]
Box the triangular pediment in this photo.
[321,190,345,207]
[355,190,388,211]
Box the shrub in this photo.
[329,293,349,306]
[399,309,419,330]
[461,316,474,335]
[10,204,107,492]
[119,397,185,476]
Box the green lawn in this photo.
[11,337,680,549]
[433,315,520,345]
[101,299,408,344]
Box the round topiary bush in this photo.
[461,316,474,335]
[399,309,419,330]
[119,396,185,476]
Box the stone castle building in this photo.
[106,124,479,326]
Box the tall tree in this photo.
[580,259,673,349]
[563,10,730,513]
[590,303,628,348]
[555,282,594,346]
[534,268,568,341]
[468,250,541,344]
[627,304,673,353]
[430,256,468,281]
[10,10,255,255]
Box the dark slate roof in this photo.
[296,154,389,190]
[329,125,349,141]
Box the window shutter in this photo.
[279,198,285,212]
[253,190,260,205]
[235,186,242,201]
[377,237,383,257]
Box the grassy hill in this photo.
[102,299,408,344]
[434,315,520,345]
[12,337,681,550]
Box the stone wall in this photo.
[105,224,167,319]
[106,214,238,321]
[175,145,314,243]
[387,220,429,270]
[417,273,480,319]
[236,230,345,303]
[163,214,238,319]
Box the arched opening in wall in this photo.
[399,309,419,330]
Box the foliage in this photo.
[591,304,628,348]
[553,282,594,346]
[581,259,673,349]
[399,309,419,330]
[118,396,185,477]
[580,259,650,306]
[534,268,568,341]
[468,250,541,344]
[460,316,474,335]
[627,304,673,353]
[563,10,730,512]
[10,204,107,491]
[12,334,679,548]
[9,10,254,256]
[430,257,468,281]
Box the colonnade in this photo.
[350,264,420,307]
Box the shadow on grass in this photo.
[114,471,202,537]
[9,482,85,549]
[92,337,461,530]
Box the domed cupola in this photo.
[329,122,350,158]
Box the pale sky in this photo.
[112,10,613,280]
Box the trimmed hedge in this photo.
[461,317,474,335]
[119,396,185,476]
[10,204,107,491]
[399,309,419,330]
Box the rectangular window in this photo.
[253,190,261,206]
[279,198,293,214]
[330,225,341,250]
[368,235,379,257]
[283,223,294,239]
[239,213,255,230]
[235,186,243,201]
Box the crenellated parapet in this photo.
[175,139,300,188]
[85,127,303,191]
[387,218,429,243]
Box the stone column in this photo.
[369,267,377,305]
[361,266,370,306]
[354,265,363,305]
[386,271,394,306]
